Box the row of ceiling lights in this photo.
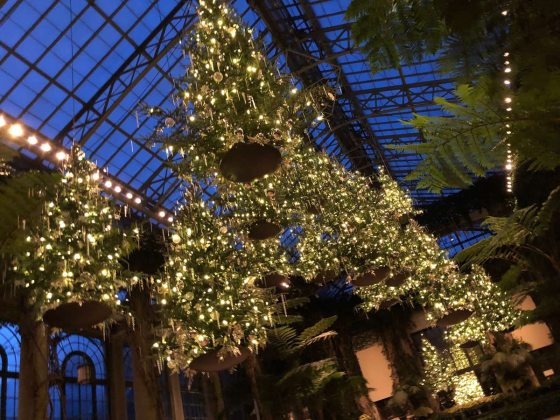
[0,114,173,223]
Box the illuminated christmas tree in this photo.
[10,146,132,329]
[146,0,519,370]
[421,338,454,394]
[153,191,272,371]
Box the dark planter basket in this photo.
[248,220,282,240]
[189,347,251,372]
[436,309,474,328]
[313,270,338,284]
[385,271,409,288]
[378,298,400,310]
[459,340,479,349]
[220,142,282,182]
[353,270,387,287]
[258,272,289,288]
[43,301,112,329]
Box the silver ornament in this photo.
[164,117,176,128]
[213,71,224,83]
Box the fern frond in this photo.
[296,316,337,349]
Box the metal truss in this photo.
[248,0,456,189]
[0,0,460,211]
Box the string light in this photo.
[0,114,170,220]
[8,123,24,137]
[502,11,514,193]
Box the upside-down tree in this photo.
[4,145,132,419]
[145,0,520,416]
[347,0,560,367]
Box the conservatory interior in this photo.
[0,0,559,419]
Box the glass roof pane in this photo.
[0,0,462,214]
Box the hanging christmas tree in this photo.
[146,0,519,369]
[10,146,132,329]
[153,190,273,372]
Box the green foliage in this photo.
[346,0,448,72]
[9,147,133,313]
[254,315,365,418]
[0,171,60,257]
[346,0,506,79]
[456,187,560,268]
[394,82,506,192]
[348,0,560,192]
[480,335,535,395]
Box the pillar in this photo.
[107,330,127,420]
[168,372,185,420]
[18,308,49,420]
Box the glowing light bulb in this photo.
[0,115,6,127]
[134,197,141,204]
[126,192,133,199]
[158,210,165,218]
[104,180,112,188]
[55,151,67,160]
[9,124,24,137]
[114,185,122,193]
[27,135,38,145]
[40,143,52,152]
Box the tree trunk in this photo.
[129,286,164,420]
[244,352,273,420]
[18,308,49,420]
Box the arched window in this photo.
[0,324,20,420]
[49,334,108,420]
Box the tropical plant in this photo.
[456,186,560,272]
[347,0,560,193]
[480,335,537,395]
[250,315,366,419]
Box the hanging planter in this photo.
[385,271,409,288]
[257,272,290,288]
[436,309,474,328]
[353,269,388,287]
[459,340,479,349]
[220,143,282,182]
[43,301,112,329]
[312,269,337,284]
[378,298,400,311]
[248,219,282,240]
[189,347,251,372]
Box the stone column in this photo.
[129,286,164,420]
[107,330,127,420]
[168,372,185,420]
[18,307,49,420]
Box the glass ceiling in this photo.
[0,0,456,215]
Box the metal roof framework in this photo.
[0,0,458,218]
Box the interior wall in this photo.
[355,343,394,402]
[512,296,554,350]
